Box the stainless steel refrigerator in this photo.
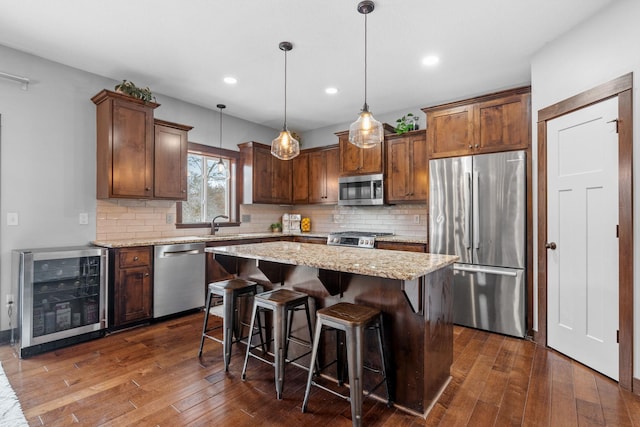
[429,150,526,337]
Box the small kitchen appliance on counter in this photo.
[282,213,302,233]
[326,231,393,249]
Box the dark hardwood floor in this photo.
[1,312,639,426]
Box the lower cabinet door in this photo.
[116,266,152,325]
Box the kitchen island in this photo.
[206,241,458,417]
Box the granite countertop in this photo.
[206,241,456,281]
[92,232,426,248]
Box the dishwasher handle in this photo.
[160,249,203,257]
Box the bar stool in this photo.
[301,302,391,427]
[242,288,314,399]
[198,278,264,372]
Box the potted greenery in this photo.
[270,223,282,232]
[114,80,156,102]
[395,113,416,134]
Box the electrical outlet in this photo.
[7,212,18,226]
[6,294,14,306]
[166,213,175,224]
[79,213,89,225]
[413,215,420,224]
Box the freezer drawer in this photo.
[453,263,525,337]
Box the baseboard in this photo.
[633,377,640,396]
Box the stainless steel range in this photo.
[326,231,394,249]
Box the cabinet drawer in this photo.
[118,247,151,268]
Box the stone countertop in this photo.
[92,232,426,248]
[206,241,455,281]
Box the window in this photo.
[177,142,239,227]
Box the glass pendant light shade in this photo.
[210,158,229,181]
[271,41,300,160]
[349,103,383,148]
[271,128,300,160]
[349,1,382,149]
[210,104,229,181]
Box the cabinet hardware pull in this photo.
[133,256,139,261]
[145,187,151,191]
[545,242,557,250]
[144,273,150,277]
[475,144,479,148]
[468,145,472,149]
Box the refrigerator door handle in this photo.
[463,172,471,249]
[454,263,518,277]
[472,171,480,251]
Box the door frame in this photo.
[537,73,634,390]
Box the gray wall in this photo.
[530,0,640,377]
[0,44,278,332]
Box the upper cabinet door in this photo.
[427,104,475,159]
[386,131,427,203]
[109,98,156,198]
[477,93,530,153]
[292,152,309,204]
[308,146,339,204]
[153,120,191,200]
[337,131,384,176]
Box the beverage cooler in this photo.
[13,246,108,357]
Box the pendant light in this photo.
[271,41,300,160]
[348,0,383,149]
[210,104,230,181]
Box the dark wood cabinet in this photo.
[375,241,427,252]
[336,130,384,176]
[153,120,192,200]
[292,235,327,245]
[110,246,153,328]
[385,131,428,203]
[308,145,339,204]
[423,87,531,159]
[292,152,309,204]
[92,90,192,200]
[239,141,292,204]
[93,89,158,199]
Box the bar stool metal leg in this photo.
[274,304,287,399]
[241,301,260,381]
[222,289,234,371]
[346,325,365,426]
[198,288,214,357]
[301,318,323,412]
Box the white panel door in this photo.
[547,97,619,380]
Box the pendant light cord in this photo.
[283,47,288,130]
[364,11,368,109]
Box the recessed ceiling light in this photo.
[223,76,237,85]
[422,55,440,66]
[325,87,338,95]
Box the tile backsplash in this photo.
[96,200,428,241]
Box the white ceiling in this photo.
[0,0,614,132]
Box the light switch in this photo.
[7,212,18,226]
[79,213,89,225]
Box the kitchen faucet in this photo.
[211,215,229,235]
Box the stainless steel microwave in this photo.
[338,173,384,206]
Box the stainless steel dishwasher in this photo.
[153,243,205,318]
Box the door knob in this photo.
[545,242,557,250]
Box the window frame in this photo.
[176,142,241,229]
